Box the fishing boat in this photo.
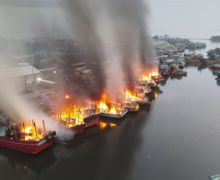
[176,59,185,69]
[65,119,86,134]
[170,67,187,77]
[160,69,170,78]
[84,115,99,128]
[81,106,99,128]
[210,64,220,70]
[208,174,220,180]
[124,102,140,113]
[0,121,56,155]
[99,109,128,119]
[151,74,165,83]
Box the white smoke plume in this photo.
[0,66,74,140]
[65,0,154,97]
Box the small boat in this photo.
[136,83,152,96]
[176,60,185,69]
[159,64,169,72]
[151,74,165,83]
[166,59,175,65]
[161,70,170,78]
[170,68,187,77]
[0,121,56,154]
[210,64,220,70]
[99,109,128,119]
[208,174,220,180]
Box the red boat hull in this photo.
[0,137,53,155]
[84,116,99,128]
[71,124,85,134]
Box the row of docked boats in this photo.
[61,77,163,134]
[159,55,187,78]
[0,73,163,155]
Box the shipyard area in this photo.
[0,35,220,180]
[1,0,220,180]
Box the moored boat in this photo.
[210,64,220,70]
[124,102,140,113]
[0,121,56,154]
[70,124,86,134]
[99,109,128,119]
[83,106,100,128]
[84,115,99,128]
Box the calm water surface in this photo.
[1,67,220,180]
[149,0,220,39]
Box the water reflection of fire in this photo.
[99,121,117,130]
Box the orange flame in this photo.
[21,123,44,141]
[125,90,141,102]
[141,69,159,82]
[96,93,123,115]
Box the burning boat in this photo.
[0,120,56,154]
[125,90,148,106]
[56,109,86,134]
[97,94,128,119]
[151,74,165,84]
[136,81,152,95]
[54,103,99,134]
[98,103,128,119]
[140,72,160,91]
[82,106,99,128]
[123,102,140,113]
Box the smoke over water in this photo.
[0,0,153,139]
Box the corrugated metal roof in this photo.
[1,65,40,77]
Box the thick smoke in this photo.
[0,0,74,140]
[0,65,74,140]
[66,0,106,99]
[0,0,153,139]
[65,0,153,97]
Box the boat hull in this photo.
[126,107,139,113]
[71,124,86,134]
[211,66,220,70]
[84,116,99,128]
[0,137,54,155]
[99,110,128,120]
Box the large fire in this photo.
[54,105,92,128]
[51,68,160,128]
[142,70,159,83]
[96,94,123,115]
[20,123,44,141]
[125,90,142,102]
